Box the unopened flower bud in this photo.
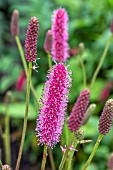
[79,42,85,55]
[99,99,113,135]
[44,30,53,53]
[10,9,19,36]
[82,104,96,125]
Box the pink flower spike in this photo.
[51,8,69,62]
[25,17,38,62]
[36,63,72,148]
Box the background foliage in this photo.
[0,0,113,169]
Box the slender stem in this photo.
[4,115,11,165]
[15,62,32,170]
[2,92,11,166]
[91,34,113,87]
[79,54,87,87]
[58,149,68,170]
[83,134,103,170]
[15,36,27,74]
[15,36,39,107]
[59,134,75,170]
[48,149,56,170]
[67,138,78,170]
[0,159,2,168]
[41,144,48,170]
[47,52,52,69]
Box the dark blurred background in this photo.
[0,0,113,169]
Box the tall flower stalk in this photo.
[15,17,38,170]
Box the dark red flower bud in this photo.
[99,99,113,135]
[107,153,113,170]
[25,17,38,62]
[10,9,19,36]
[68,89,90,132]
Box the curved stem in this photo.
[47,52,52,69]
[48,149,56,170]
[91,34,113,87]
[15,36,39,107]
[41,144,48,170]
[15,62,32,170]
[79,54,87,87]
[83,134,103,170]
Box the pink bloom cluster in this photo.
[25,17,38,62]
[51,8,69,62]
[36,63,72,148]
[68,89,90,132]
[99,99,113,135]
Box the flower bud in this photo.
[10,9,19,36]
[44,30,53,53]
[99,99,113,135]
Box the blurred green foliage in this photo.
[0,0,113,169]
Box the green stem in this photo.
[15,36,27,74]
[15,62,32,170]
[79,54,87,87]
[83,134,103,170]
[48,149,56,170]
[15,36,39,107]
[47,52,52,69]
[41,144,48,170]
[0,159,2,168]
[91,34,113,87]
[58,149,68,170]
[67,138,78,170]
[2,92,11,166]
[4,115,11,166]
[59,134,75,170]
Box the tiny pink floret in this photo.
[36,63,72,148]
[51,8,69,62]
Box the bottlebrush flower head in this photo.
[25,17,38,62]
[10,9,19,36]
[68,89,90,132]
[51,8,69,62]
[44,30,53,53]
[36,63,72,148]
[99,99,113,135]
